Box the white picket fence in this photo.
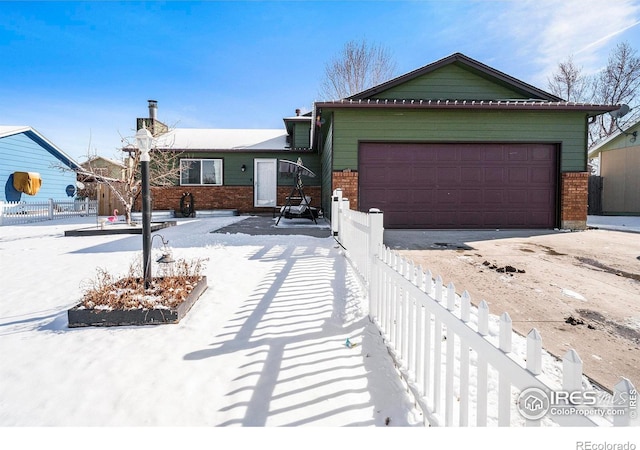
[331,189,638,427]
[0,199,97,226]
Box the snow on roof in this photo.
[0,125,31,138]
[154,128,289,151]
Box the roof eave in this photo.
[315,100,619,114]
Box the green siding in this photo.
[292,122,311,148]
[320,121,334,216]
[327,108,588,172]
[372,64,529,101]
[176,151,321,186]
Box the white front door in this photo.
[254,158,277,207]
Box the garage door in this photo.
[359,142,558,229]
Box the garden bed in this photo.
[67,276,207,327]
[64,220,176,236]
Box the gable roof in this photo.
[154,128,290,151]
[0,125,81,170]
[347,52,563,102]
[588,116,640,157]
[82,155,126,169]
[315,53,618,116]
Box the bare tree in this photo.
[116,133,185,224]
[58,130,185,225]
[319,39,397,100]
[547,55,591,102]
[590,41,640,144]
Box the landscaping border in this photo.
[67,276,207,327]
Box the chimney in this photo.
[148,100,158,120]
[295,108,301,116]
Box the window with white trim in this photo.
[180,159,223,185]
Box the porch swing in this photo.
[276,158,321,225]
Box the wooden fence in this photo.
[0,199,97,226]
[331,189,637,427]
[588,176,603,215]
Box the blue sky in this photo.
[2,0,640,161]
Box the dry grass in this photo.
[79,257,207,310]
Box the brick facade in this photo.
[332,170,359,210]
[135,185,321,216]
[139,171,586,229]
[560,172,589,230]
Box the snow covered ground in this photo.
[0,216,635,448]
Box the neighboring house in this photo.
[140,101,320,216]
[143,53,616,229]
[80,156,127,181]
[77,156,128,216]
[588,117,640,215]
[0,126,80,203]
[315,53,617,230]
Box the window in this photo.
[180,159,223,185]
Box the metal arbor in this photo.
[276,158,317,225]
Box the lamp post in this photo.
[136,127,153,289]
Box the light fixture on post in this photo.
[152,234,175,276]
[136,127,153,289]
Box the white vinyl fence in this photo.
[0,199,97,226]
[331,189,637,427]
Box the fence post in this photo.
[0,201,4,226]
[461,290,471,322]
[499,312,512,353]
[331,189,342,237]
[498,312,513,427]
[526,328,543,375]
[477,300,489,336]
[48,198,54,220]
[459,291,470,426]
[367,207,384,285]
[562,349,583,392]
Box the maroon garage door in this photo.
[359,142,558,229]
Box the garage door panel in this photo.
[436,189,459,204]
[508,147,528,161]
[508,189,528,204]
[361,167,388,184]
[509,167,528,183]
[460,190,482,204]
[412,189,433,204]
[460,147,482,161]
[436,148,457,161]
[359,142,557,229]
[528,189,553,204]
[484,167,505,183]
[484,190,504,203]
[530,167,553,183]
[461,167,482,183]
[532,145,554,161]
[411,166,437,183]
[483,147,505,161]
[437,167,459,184]
[387,167,409,184]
